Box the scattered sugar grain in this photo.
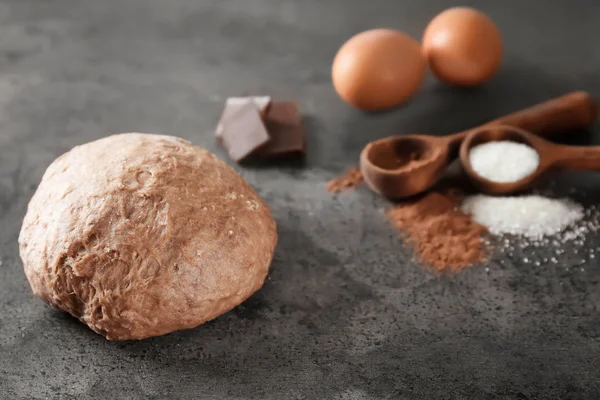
[461,195,584,239]
[463,193,600,269]
[469,141,540,183]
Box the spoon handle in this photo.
[550,145,600,170]
[487,91,598,136]
[443,91,598,150]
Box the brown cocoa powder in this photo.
[388,190,488,272]
[327,168,363,193]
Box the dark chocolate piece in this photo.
[256,101,306,158]
[219,101,270,162]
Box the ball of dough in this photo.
[19,133,277,340]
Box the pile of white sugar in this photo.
[469,141,539,183]
[461,194,584,239]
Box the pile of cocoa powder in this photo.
[327,168,363,193]
[388,190,487,271]
[328,169,487,271]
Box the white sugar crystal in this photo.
[469,141,539,183]
[461,195,584,239]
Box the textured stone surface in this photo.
[1,0,599,398]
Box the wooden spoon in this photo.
[461,125,600,195]
[360,91,598,198]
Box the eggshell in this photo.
[423,7,502,86]
[332,29,426,111]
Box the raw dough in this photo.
[19,133,277,340]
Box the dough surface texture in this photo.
[19,133,277,340]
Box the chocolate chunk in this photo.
[215,98,306,163]
[219,101,270,162]
[256,101,306,158]
[227,96,271,117]
[215,97,271,140]
[215,102,244,140]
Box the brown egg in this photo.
[423,7,502,86]
[332,29,426,111]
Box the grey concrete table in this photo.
[1,1,600,399]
